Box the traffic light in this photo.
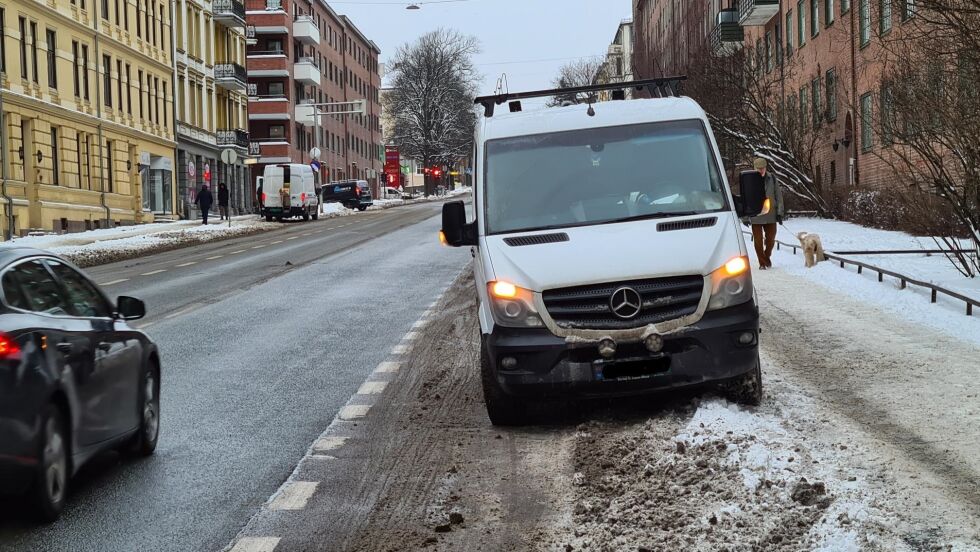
[433,167,443,177]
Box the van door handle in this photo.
[56,342,74,355]
[97,342,112,352]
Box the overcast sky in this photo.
[329,0,633,96]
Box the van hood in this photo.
[483,213,745,292]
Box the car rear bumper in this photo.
[485,301,759,399]
[0,417,38,496]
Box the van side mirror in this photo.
[116,296,146,320]
[441,201,477,247]
[735,171,766,218]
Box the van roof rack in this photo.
[474,76,687,118]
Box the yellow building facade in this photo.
[0,0,176,237]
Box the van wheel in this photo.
[302,209,310,221]
[722,355,763,406]
[29,404,69,522]
[265,215,273,222]
[358,206,367,212]
[312,210,319,220]
[480,336,528,426]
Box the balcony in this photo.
[213,0,245,27]
[215,63,248,91]
[711,9,745,55]
[217,128,249,149]
[293,16,320,46]
[738,0,779,26]
[294,58,321,86]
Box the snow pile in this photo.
[564,398,911,552]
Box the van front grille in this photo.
[542,276,704,330]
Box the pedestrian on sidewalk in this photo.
[218,183,230,220]
[195,184,214,225]
[256,182,264,219]
[749,158,784,270]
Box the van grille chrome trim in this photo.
[503,233,570,247]
[656,217,717,232]
[542,276,704,330]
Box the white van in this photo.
[381,187,403,200]
[441,80,767,425]
[261,164,320,222]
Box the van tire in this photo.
[265,215,273,222]
[312,210,319,220]
[480,336,528,426]
[722,355,763,406]
[302,209,310,221]
[358,206,367,212]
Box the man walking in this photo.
[749,158,784,270]
[195,184,214,225]
[218,183,230,220]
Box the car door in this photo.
[3,259,107,445]
[46,260,142,439]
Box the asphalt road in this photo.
[0,201,470,551]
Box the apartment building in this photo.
[244,0,382,197]
[0,0,176,235]
[174,0,252,218]
[634,0,918,192]
[596,19,635,101]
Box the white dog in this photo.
[796,232,826,268]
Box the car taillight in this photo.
[301,193,306,202]
[0,333,21,359]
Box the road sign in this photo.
[188,161,196,179]
[221,148,238,165]
[311,160,322,172]
[310,147,321,160]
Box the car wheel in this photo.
[29,404,69,522]
[265,215,273,222]
[302,208,310,221]
[312,209,319,220]
[130,363,160,456]
[480,335,528,426]
[722,354,763,406]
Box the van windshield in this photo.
[484,119,728,235]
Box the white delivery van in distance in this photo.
[261,164,320,222]
[441,78,767,425]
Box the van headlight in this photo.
[488,281,544,328]
[707,256,754,311]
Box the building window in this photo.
[125,64,132,114]
[812,78,822,126]
[114,0,120,24]
[102,0,109,20]
[881,83,894,144]
[765,32,773,73]
[106,140,114,193]
[843,0,851,13]
[880,0,892,33]
[0,9,6,75]
[159,4,165,51]
[136,0,142,37]
[154,76,160,124]
[786,11,794,56]
[123,0,129,30]
[268,81,284,96]
[102,54,112,107]
[902,0,915,20]
[859,0,871,47]
[811,0,820,36]
[826,68,838,121]
[46,30,57,88]
[72,41,80,96]
[830,160,837,185]
[799,86,809,128]
[82,44,89,100]
[30,22,39,83]
[138,70,144,117]
[825,0,835,24]
[18,17,27,80]
[149,2,155,46]
[116,60,123,112]
[269,124,284,139]
[50,127,61,185]
[797,1,806,47]
[860,92,873,151]
[162,79,167,128]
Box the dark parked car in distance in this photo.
[321,179,373,211]
[0,247,160,521]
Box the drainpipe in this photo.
[0,88,14,240]
[171,0,180,218]
[93,2,111,227]
[849,0,860,187]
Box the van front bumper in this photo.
[485,301,759,399]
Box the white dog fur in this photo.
[796,232,826,268]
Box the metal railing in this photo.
[213,0,245,22]
[214,63,247,82]
[216,129,249,148]
[749,231,978,316]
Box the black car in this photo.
[0,247,160,521]
[321,180,373,211]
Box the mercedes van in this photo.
[441,80,767,425]
[261,164,320,222]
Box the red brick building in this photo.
[245,0,383,196]
[634,0,917,194]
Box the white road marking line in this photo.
[229,537,281,552]
[286,236,298,240]
[229,249,246,254]
[141,269,166,276]
[165,306,196,319]
[338,404,370,420]
[99,278,129,286]
[357,381,387,395]
[309,454,337,460]
[252,245,266,249]
[206,255,224,260]
[270,240,283,244]
[175,261,197,267]
[269,481,319,511]
[313,436,347,452]
[134,321,156,330]
[402,331,419,341]
[428,301,439,309]
[392,343,410,355]
[374,361,401,374]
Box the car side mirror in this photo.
[735,171,766,218]
[441,201,477,247]
[117,296,146,320]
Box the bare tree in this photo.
[384,29,480,196]
[547,57,605,106]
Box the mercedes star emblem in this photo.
[610,287,642,319]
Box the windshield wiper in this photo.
[612,211,703,224]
